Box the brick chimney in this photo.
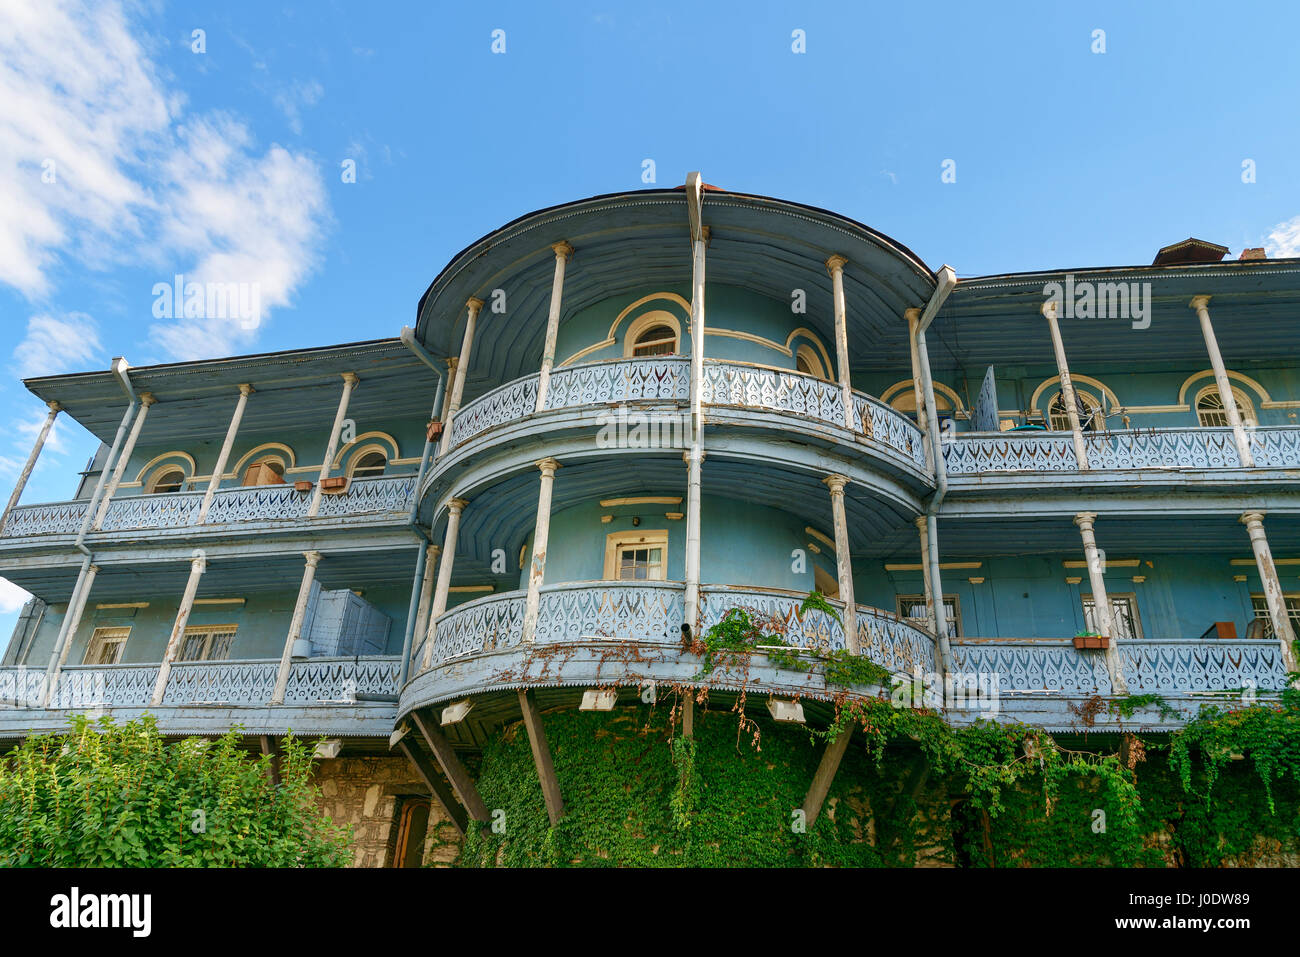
[1239,247,1267,260]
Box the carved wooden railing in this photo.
[1,475,416,539]
[943,426,1300,474]
[443,357,927,468]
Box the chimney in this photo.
[1239,247,1267,260]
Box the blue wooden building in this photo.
[1,176,1297,862]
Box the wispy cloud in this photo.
[272,79,324,135]
[12,312,102,379]
[1264,215,1300,259]
[0,578,32,616]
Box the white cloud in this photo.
[0,0,330,358]
[12,312,102,378]
[1264,215,1300,259]
[0,578,32,616]
[272,79,324,135]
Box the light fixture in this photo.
[766,698,805,723]
[441,699,473,725]
[579,689,618,711]
[313,738,343,759]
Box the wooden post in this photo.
[517,689,564,826]
[682,694,695,738]
[396,735,468,836]
[904,308,931,469]
[271,550,322,705]
[801,725,853,825]
[197,384,254,524]
[1,400,60,533]
[150,550,208,705]
[1241,511,1299,672]
[1075,512,1127,694]
[42,562,99,706]
[439,298,484,455]
[410,709,490,822]
[409,544,440,667]
[260,736,281,789]
[534,242,574,413]
[521,459,559,643]
[419,499,468,672]
[826,255,854,431]
[684,176,707,636]
[93,393,156,530]
[1192,295,1255,467]
[915,516,937,634]
[1041,301,1090,470]
[308,374,359,517]
[824,474,859,654]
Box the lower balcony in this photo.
[0,656,400,738]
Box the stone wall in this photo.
[312,756,462,868]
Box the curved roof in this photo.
[414,187,938,393]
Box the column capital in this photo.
[535,457,560,476]
[189,550,207,571]
[551,241,574,260]
[903,307,921,323]
[46,400,62,413]
[303,550,323,567]
[238,382,256,397]
[1073,511,1098,529]
[341,372,360,386]
[914,515,927,530]
[681,449,706,465]
[447,497,469,515]
[1189,294,1211,311]
[466,297,485,315]
[823,473,850,494]
[87,564,101,575]
[427,543,442,559]
[1241,510,1266,527]
[446,356,459,374]
[825,254,848,276]
[139,392,158,408]
[1040,299,1059,320]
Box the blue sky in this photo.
[1,0,1298,629]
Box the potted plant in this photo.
[1072,631,1109,650]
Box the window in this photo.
[147,467,186,494]
[814,564,839,599]
[794,344,828,380]
[631,325,677,357]
[1082,593,1143,641]
[623,311,681,358]
[1250,594,1300,641]
[83,626,130,665]
[896,594,962,637]
[179,625,237,662]
[1196,386,1257,428]
[1049,391,1102,432]
[241,459,285,487]
[350,450,387,479]
[390,798,431,868]
[603,530,668,581]
[889,387,954,423]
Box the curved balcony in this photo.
[399,580,936,719]
[943,426,1300,475]
[439,357,929,476]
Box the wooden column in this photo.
[197,384,254,523]
[521,458,559,644]
[518,689,564,825]
[915,516,937,634]
[683,177,707,637]
[1241,511,1299,672]
[410,709,490,822]
[1042,301,1090,470]
[439,298,484,455]
[271,550,322,705]
[93,392,156,530]
[150,550,208,705]
[904,308,931,470]
[1191,295,1255,467]
[1,400,60,533]
[41,562,99,706]
[824,474,859,654]
[410,544,440,660]
[534,242,574,413]
[1075,512,1127,694]
[396,735,468,836]
[827,255,854,431]
[419,498,468,672]
[308,373,359,517]
[801,726,852,825]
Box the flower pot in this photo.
[426,420,444,442]
[1072,635,1109,650]
[293,481,314,493]
[320,477,349,493]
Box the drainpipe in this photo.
[913,266,958,677]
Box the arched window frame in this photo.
[623,311,682,358]
[794,343,828,380]
[1048,390,1102,432]
[146,465,187,494]
[1194,384,1257,429]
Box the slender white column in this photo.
[420,498,468,672]
[683,229,707,634]
[824,474,859,654]
[198,384,254,524]
[1,401,61,532]
[1042,301,1090,470]
[904,308,931,469]
[1075,512,1127,694]
[308,373,360,517]
[915,516,937,634]
[826,255,854,431]
[521,458,560,643]
[1241,511,1298,672]
[411,544,441,657]
[150,550,208,705]
[42,562,99,705]
[93,393,156,530]
[439,299,484,455]
[534,243,574,413]
[271,550,323,704]
[1191,295,1255,467]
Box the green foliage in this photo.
[799,589,841,623]
[1170,698,1300,813]
[0,715,351,867]
[1110,693,1180,722]
[823,650,891,689]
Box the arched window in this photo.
[350,450,387,479]
[242,458,286,487]
[623,311,681,358]
[794,344,828,379]
[147,466,186,494]
[1049,391,1101,432]
[1196,386,1257,428]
